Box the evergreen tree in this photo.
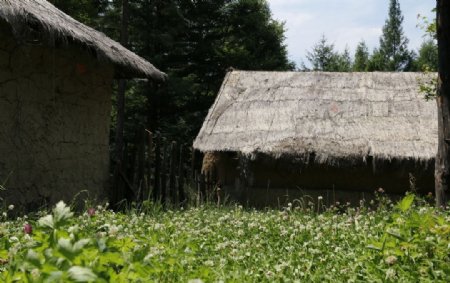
[417,39,438,71]
[336,47,352,72]
[219,0,295,71]
[378,0,413,71]
[353,41,370,71]
[305,35,337,71]
[367,49,386,71]
[305,36,350,72]
[48,0,109,30]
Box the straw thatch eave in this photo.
[0,0,166,81]
[194,71,438,166]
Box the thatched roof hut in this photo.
[0,0,165,209]
[194,71,437,205]
[0,0,166,80]
[195,71,437,163]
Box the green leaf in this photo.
[97,238,107,253]
[68,266,97,282]
[53,201,74,226]
[57,238,76,260]
[366,244,382,251]
[73,239,91,253]
[46,271,63,282]
[397,194,415,212]
[100,252,124,265]
[38,215,54,229]
[386,230,405,241]
[26,249,41,267]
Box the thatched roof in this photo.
[0,0,166,81]
[194,71,438,164]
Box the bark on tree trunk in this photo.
[112,0,130,204]
[115,0,130,159]
[435,0,449,208]
[115,80,126,161]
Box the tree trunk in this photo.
[112,0,130,204]
[115,0,130,158]
[435,0,450,208]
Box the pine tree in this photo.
[353,41,369,71]
[305,35,338,71]
[48,0,109,30]
[378,0,413,71]
[219,0,295,71]
[336,47,352,72]
[305,36,351,72]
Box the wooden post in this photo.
[200,173,206,203]
[436,0,450,208]
[161,142,168,205]
[153,134,161,201]
[169,141,177,205]
[136,130,145,201]
[112,0,129,207]
[178,145,186,206]
[191,147,196,179]
[146,130,153,200]
[121,143,131,201]
[211,166,217,204]
[195,170,199,206]
[207,170,212,200]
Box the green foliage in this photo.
[416,8,437,100]
[337,47,352,72]
[375,0,414,71]
[417,39,438,72]
[47,0,110,31]
[396,193,414,212]
[366,195,449,282]
[304,35,351,72]
[417,9,437,40]
[418,71,437,101]
[0,196,448,282]
[219,0,295,71]
[353,41,370,71]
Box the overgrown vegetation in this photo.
[0,195,448,282]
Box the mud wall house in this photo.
[0,0,166,209]
[193,71,438,206]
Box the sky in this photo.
[266,0,435,67]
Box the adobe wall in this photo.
[204,152,434,207]
[0,24,114,209]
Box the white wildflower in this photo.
[204,260,214,267]
[385,268,396,279]
[385,255,397,265]
[188,279,204,283]
[9,236,19,243]
[31,268,40,279]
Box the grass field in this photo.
[0,194,449,282]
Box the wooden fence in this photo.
[112,129,219,207]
